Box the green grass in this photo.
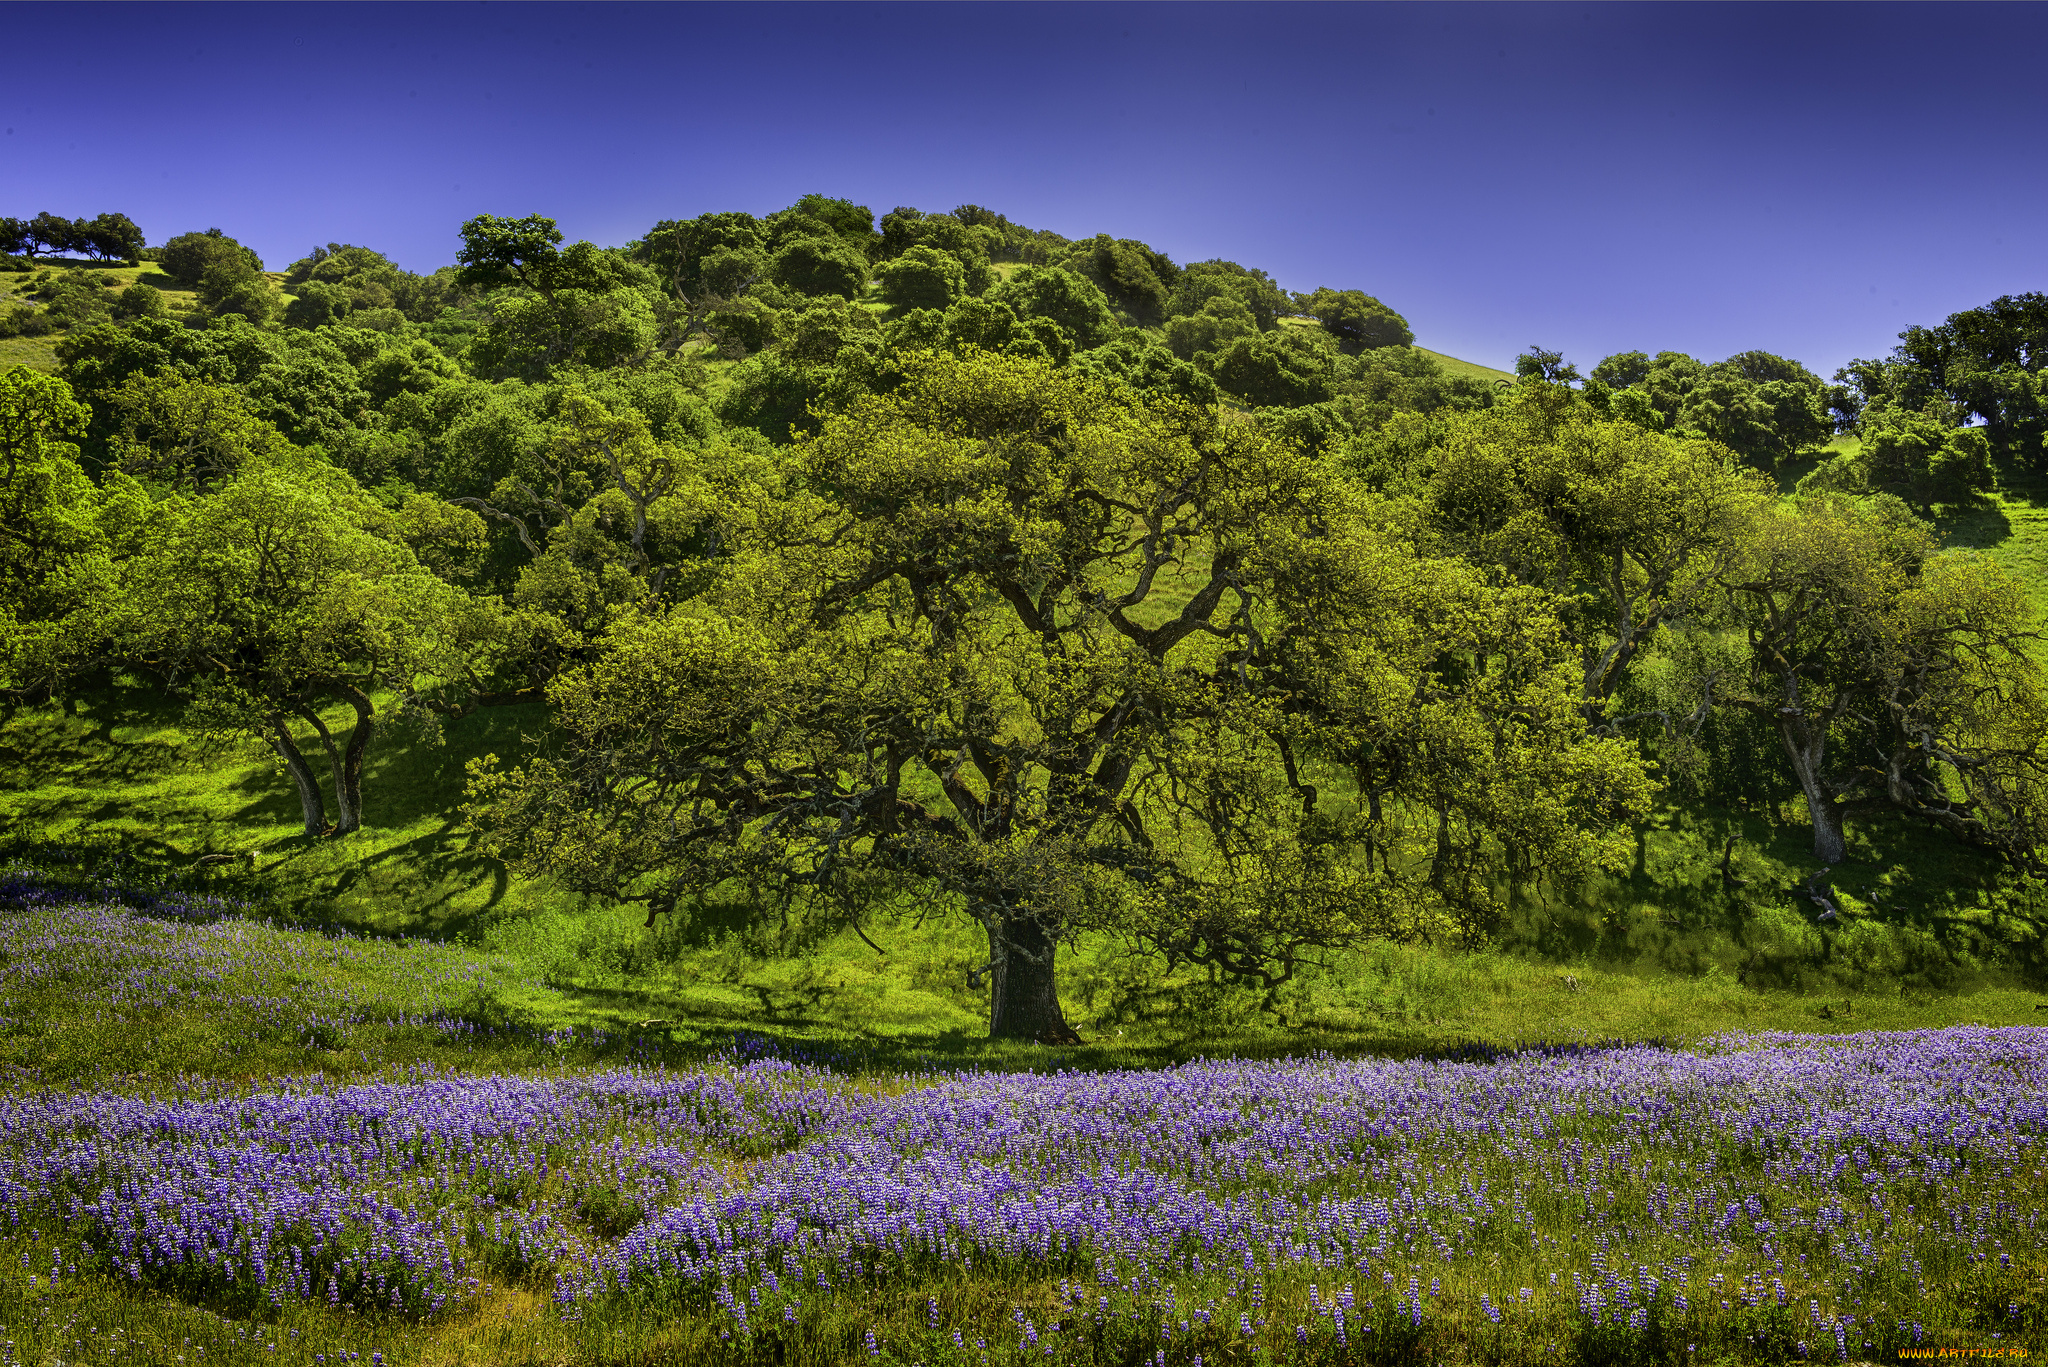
[0,680,568,935]
[1414,346,1515,386]
[0,673,2043,1366]
[2,673,2041,1081]
[0,334,61,373]
[1942,450,2048,637]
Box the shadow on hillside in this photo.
[1772,453,1823,496]
[1933,500,2013,551]
[1495,800,2043,994]
[0,680,550,936]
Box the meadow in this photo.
[0,851,2034,1366]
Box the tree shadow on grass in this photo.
[1493,798,2041,994]
[613,1017,1674,1079]
[1932,499,2013,551]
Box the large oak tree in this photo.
[467,351,1654,1039]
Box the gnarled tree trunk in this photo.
[266,720,326,835]
[295,688,377,835]
[1776,713,1847,865]
[985,915,1077,1043]
[333,685,376,834]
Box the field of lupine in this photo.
[0,869,2041,1365]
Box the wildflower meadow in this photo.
[0,872,2039,1364]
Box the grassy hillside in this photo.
[2,322,2045,1366]
[1,264,2039,1042]
[1415,344,1514,385]
[3,660,2041,1079]
[0,260,202,372]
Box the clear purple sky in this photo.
[7,2,2043,378]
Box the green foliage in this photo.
[457,214,578,296]
[282,243,458,329]
[1161,295,1256,361]
[1170,259,1292,331]
[1805,400,1995,513]
[1063,233,1178,325]
[781,294,881,364]
[7,199,2046,1083]
[79,211,146,261]
[102,372,296,493]
[1608,348,1833,467]
[880,295,1076,368]
[629,212,771,355]
[696,294,775,357]
[714,349,837,443]
[0,212,139,261]
[1069,336,1220,406]
[112,277,166,321]
[778,193,878,251]
[876,207,999,291]
[1256,401,1352,458]
[1514,345,1581,385]
[769,234,870,300]
[986,266,1118,351]
[468,285,655,381]
[97,452,501,833]
[157,227,263,288]
[1202,328,1337,407]
[454,224,651,377]
[1591,349,1652,391]
[875,245,965,313]
[1712,496,2048,866]
[1298,286,1414,352]
[1417,385,1774,726]
[1327,344,1497,430]
[1609,383,1662,431]
[28,267,118,332]
[456,384,762,663]
[0,303,54,341]
[632,212,765,292]
[196,259,277,325]
[1885,293,2048,465]
[468,350,1656,1040]
[0,367,149,690]
[235,329,381,448]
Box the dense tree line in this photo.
[2,195,2042,1037]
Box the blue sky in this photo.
[7,1,2043,377]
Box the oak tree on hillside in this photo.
[466,351,1654,1041]
[986,268,1119,352]
[1888,294,2048,465]
[1421,384,1775,728]
[1300,289,1413,353]
[1714,496,2047,866]
[876,246,967,313]
[106,452,502,835]
[457,215,659,378]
